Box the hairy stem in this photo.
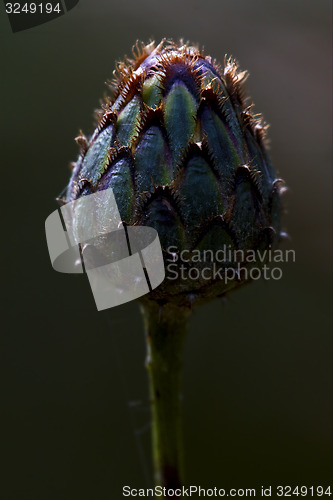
[140,300,190,493]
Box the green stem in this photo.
[140,300,190,492]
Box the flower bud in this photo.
[66,40,285,305]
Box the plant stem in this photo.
[140,300,190,492]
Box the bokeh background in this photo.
[1,0,332,498]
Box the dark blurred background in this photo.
[1,0,332,498]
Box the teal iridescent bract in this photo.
[66,40,285,305]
